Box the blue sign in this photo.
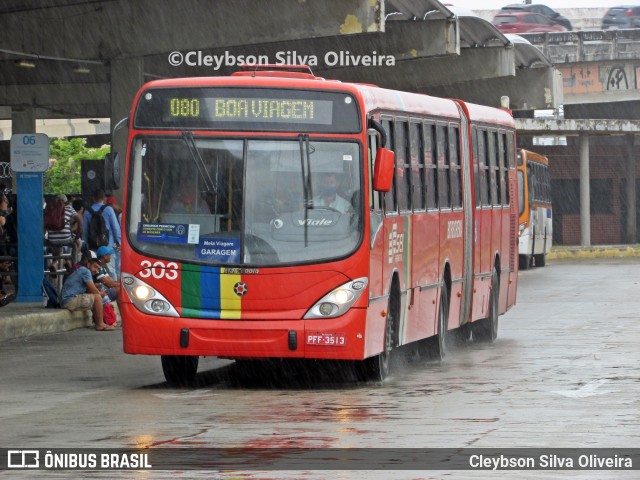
[137,223,189,244]
[197,238,240,263]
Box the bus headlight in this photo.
[122,273,179,317]
[304,277,368,319]
[132,285,152,300]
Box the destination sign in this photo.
[133,87,360,133]
[164,97,333,125]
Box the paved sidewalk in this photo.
[1,244,638,342]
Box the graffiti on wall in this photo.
[559,64,636,94]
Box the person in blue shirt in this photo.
[59,258,114,331]
[83,189,121,275]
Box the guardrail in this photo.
[519,29,640,63]
[1,241,78,296]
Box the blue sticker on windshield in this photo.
[197,238,241,263]
[137,223,189,244]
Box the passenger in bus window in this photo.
[169,180,209,214]
[313,173,352,214]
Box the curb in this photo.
[547,245,640,260]
[0,303,93,342]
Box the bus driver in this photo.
[313,173,351,214]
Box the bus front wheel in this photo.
[161,355,199,386]
[357,293,397,382]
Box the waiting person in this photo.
[71,198,85,259]
[83,189,121,274]
[95,245,119,301]
[0,259,15,307]
[0,193,12,302]
[105,196,122,277]
[313,172,351,213]
[58,258,114,331]
[46,194,80,272]
[70,248,96,274]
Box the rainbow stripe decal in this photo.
[181,266,242,319]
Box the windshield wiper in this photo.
[182,131,217,194]
[299,134,313,246]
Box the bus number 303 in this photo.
[306,333,346,346]
[139,260,179,280]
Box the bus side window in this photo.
[472,125,480,208]
[424,122,437,210]
[436,124,450,210]
[478,128,489,207]
[410,121,425,212]
[487,130,498,207]
[449,125,461,209]
[368,131,382,211]
[382,118,397,214]
[544,164,551,204]
[507,132,516,169]
[395,120,411,213]
[498,132,508,206]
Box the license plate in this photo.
[306,332,346,346]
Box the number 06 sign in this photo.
[10,133,50,172]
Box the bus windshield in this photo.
[127,136,362,266]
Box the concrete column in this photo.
[11,107,36,134]
[579,132,590,247]
[626,134,637,244]
[110,57,144,198]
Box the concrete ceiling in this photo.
[0,0,561,120]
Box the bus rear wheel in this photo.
[519,255,531,270]
[534,253,546,267]
[161,355,199,386]
[472,272,498,342]
[418,287,449,361]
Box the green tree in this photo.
[44,137,110,195]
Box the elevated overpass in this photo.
[0,1,637,247]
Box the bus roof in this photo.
[137,70,511,127]
[520,148,549,166]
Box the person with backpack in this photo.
[83,189,121,275]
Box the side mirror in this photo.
[373,147,394,192]
[104,152,121,191]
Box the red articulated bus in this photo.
[118,65,519,384]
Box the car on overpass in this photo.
[492,12,568,34]
[496,3,573,30]
[601,5,640,29]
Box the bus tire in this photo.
[472,271,498,343]
[519,255,531,270]
[357,292,397,382]
[534,253,546,267]
[161,355,199,386]
[418,286,449,361]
